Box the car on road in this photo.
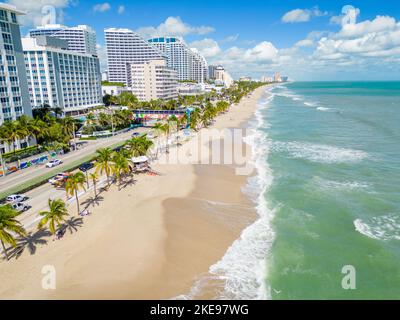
[6,194,28,204]
[147,132,154,139]
[131,132,141,137]
[48,172,70,185]
[11,202,30,213]
[79,162,94,172]
[46,159,62,168]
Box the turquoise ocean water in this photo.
[183,82,400,300]
[261,82,400,299]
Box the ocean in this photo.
[207,82,400,299]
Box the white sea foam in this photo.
[313,177,371,191]
[204,96,276,300]
[271,141,368,164]
[304,101,318,107]
[317,107,331,112]
[354,214,400,241]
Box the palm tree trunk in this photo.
[93,181,97,198]
[1,239,9,260]
[75,190,80,213]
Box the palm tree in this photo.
[189,108,201,131]
[38,199,69,235]
[17,115,37,147]
[59,116,77,149]
[125,135,154,157]
[65,172,86,214]
[112,151,131,189]
[0,205,27,260]
[0,120,26,155]
[89,172,99,198]
[153,122,166,158]
[95,147,114,188]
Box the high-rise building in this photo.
[148,37,208,83]
[22,36,102,115]
[208,65,218,80]
[29,24,97,55]
[128,59,178,102]
[191,49,208,83]
[274,72,281,82]
[215,65,234,88]
[0,3,32,152]
[104,28,167,85]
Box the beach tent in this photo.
[132,156,148,163]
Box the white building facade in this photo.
[215,66,234,88]
[104,28,167,85]
[148,37,208,83]
[0,3,32,152]
[29,24,97,56]
[129,59,177,102]
[22,36,102,115]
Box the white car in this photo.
[46,159,62,168]
[6,194,27,204]
[48,172,69,185]
[11,202,30,213]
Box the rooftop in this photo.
[0,2,26,15]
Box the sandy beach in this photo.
[0,86,268,299]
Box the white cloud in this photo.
[136,16,214,39]
[282,7,327,24]
[295,39,314,47]
[220,34,239,43]
[190,38,221,58]
[330,5,360,26]
[315,14,400,60]
[96,43,108,71]
[93,2,111,13]
[117,5,125,14]
[6,0,72,27]
[244,41,278,62]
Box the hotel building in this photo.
[0,3,32,152]
[104,28,167,85]
[22,36,102,115]
[129,59,178,102]
[215,66,234,88]
[148,37,208,83]
[29,24,97,56]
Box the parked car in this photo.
[11,202,30,213]
[79,162,94,172]
[147,132,154,139]
[131,132,140,137]
[48,172,70,185]
[46,159,62,168]
[6,194,28,204]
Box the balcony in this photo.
[0,92,9,98]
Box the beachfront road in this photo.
[16,167,109,232]
[0,127,148,196]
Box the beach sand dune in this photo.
[0,86,268,299]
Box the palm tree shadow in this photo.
[10,229,52,258]
[121,176,137,189]
[63,216,84,235]
[81,195,104,209]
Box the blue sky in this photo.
[8,0,400,80]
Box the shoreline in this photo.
[0,86,269,299]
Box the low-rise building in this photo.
[101,84,128,96]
